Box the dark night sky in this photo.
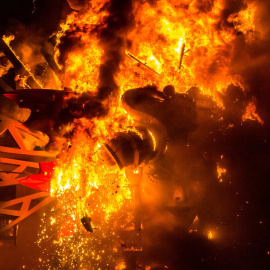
[0,0,70,37]
[0,0,270,269]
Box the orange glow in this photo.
[115,262,126,270]
[217,165,227,183]
[57,217,77,239]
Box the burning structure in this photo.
[0,0,270,269]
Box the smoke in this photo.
[218,0,247,29]
[56,92,107,128]
[230,2,270,125]
[97,0,135,101]
[53,0,136,128]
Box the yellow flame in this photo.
[2,35,15,45]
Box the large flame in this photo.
[119,0,250,98]
[36,0,261,268]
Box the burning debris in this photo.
[125,50,161,75]
[81,214,94,232]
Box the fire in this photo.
[2,34,15,45]
[115,262,126,270]
[118,0,251,98]
[32,0,259,268]
[46,113,135,267]
[228,2,256,43]
[54,1,109,92]
[1,35,43,88]
[54,0,258,100]
[217,165,226,183]
[50,119,132,224]
[242,100,264,125]
[14,74,30,88]
[64,38,103,93]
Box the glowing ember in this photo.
[115,262,126,270]
[217,165,227,183]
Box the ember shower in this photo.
[0,0,270,269]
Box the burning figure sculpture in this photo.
[100,85,203,230]
[102,85,197,169]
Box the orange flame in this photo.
[38,0,259,268]
[242,100,264,125]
